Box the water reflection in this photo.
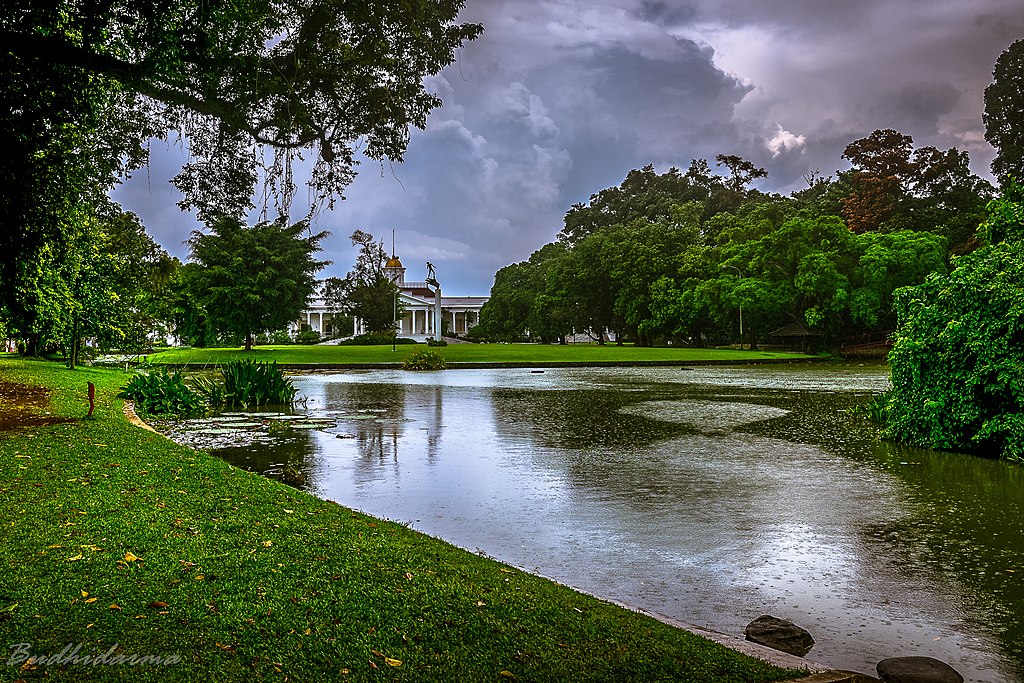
[186,364,1022,682]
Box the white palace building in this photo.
[292,254,488,342]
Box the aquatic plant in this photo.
[401,349,448,370]
[851,391,891,426]
[219,359,297,407]
[117,368,205,415]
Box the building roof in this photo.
[385,256,404,268]
[769,321,824,337]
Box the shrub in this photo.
[338,333,417,346]
[402,349,448,370]
[427,337,448,347]
[118,368,205,415]
[295,330,321,345]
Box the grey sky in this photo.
[113,0,1024,295]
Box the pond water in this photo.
[164,363,1024,682]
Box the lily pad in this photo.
[222,411,284,417]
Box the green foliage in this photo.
[851,391,892,425]
[219,359,297,408]
[267,329,294,345]
[402,349,448,370]
[338,333,417,346]
[427,338,448,347]
[187,216,327,351]
[117,368,204,415]
[886,189,1024,460]
[295,330,321,345]
[329,231,404,334]
[2,0,481,223]
[189,374,226,407]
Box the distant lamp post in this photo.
[722,264,744,350]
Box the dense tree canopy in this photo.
[479,136,977,347]
[187,218,328,350]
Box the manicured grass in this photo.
[0,358,804,682]
[145,343,812,366]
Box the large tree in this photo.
[187,218,328,350]
[0,0,481,309]
[331,231,403,335]
[840,129,991,247]
[984,39,1024,186]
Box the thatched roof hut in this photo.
[769,321,824,352]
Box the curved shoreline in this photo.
[154,356,835,371]
[124,394,857,681]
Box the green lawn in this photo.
[0,357,804,682]
[145,343,813,367]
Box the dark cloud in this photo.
[114,0,1024,295]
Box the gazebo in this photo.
[769,321,824,353]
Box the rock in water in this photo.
[876,657,963,683]
[744,615,815,657]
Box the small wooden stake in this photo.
[87,382,95,417]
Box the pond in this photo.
[162,362,1023,682]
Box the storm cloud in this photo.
[114,0,1024,295]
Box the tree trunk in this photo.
[244,332,253,352]
[68,319,80,369]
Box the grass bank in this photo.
[145,344,812,367]
[0,358,802,682]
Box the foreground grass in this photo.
[145,343,811,366]
[0,358,801,682]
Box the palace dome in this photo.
[385,256,404,269]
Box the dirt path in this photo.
[0,380,75,431]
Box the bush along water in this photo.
[218,359,297,407]
[402,349,448,370]
[886,186,1024,460]
[119,360,297,414]
[117,368,205,415]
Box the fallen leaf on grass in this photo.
[109,604,121,611]
[262,541,272,547]
[123,551,140,563]
[148,601,168,609]
[84,598,97,604]
[500,672,516,679]
[67,554,84,561]
[81,590,88,597]
[384,658,401,667]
